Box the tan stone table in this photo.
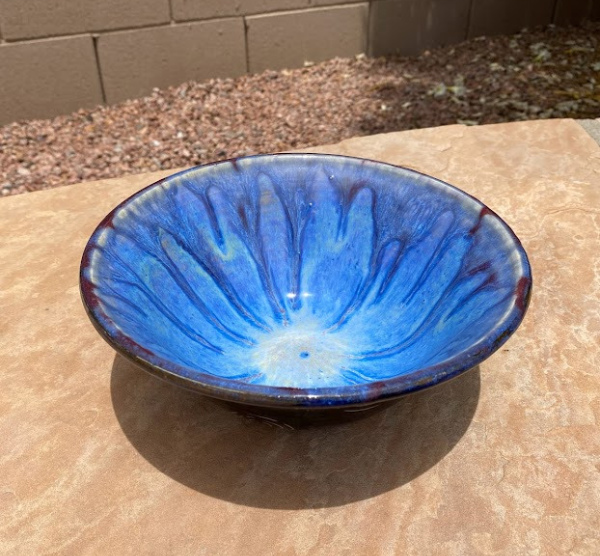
[2,120,600,555]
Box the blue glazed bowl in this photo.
[81,154,531,417]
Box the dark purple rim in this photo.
[80,153,532,408]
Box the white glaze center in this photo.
[251,321,351,387]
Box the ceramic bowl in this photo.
[80,153,531,419]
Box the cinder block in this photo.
[309,0,366,5]
[97,19,247,104]
[247,4,368,73]
[0,35,103,125]
[171,0,309,21]
[369,0,471,57]
[0,0,170,41]
[469,0,555,37]
[553,0,593,25]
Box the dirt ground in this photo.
[1,22,598,196]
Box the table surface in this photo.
[1,119,600,555]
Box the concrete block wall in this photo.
[0,0,596,125]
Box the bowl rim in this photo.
[80,152,532,408]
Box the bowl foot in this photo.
[214,399,397,428]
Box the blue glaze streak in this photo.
[82,154,531,396]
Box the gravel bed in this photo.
[1,22,599,197]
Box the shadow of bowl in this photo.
[111,355,480,509]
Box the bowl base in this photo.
[214,399,398,428]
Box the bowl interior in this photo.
[81,154,530,401]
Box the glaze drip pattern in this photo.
[81,154,530,395]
